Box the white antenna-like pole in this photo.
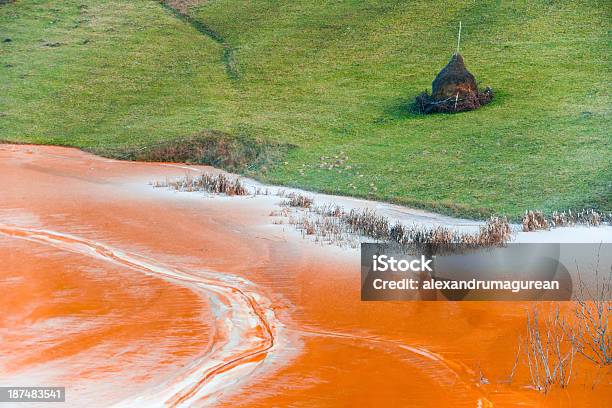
[456,21,462,55]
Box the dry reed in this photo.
[523,209,610,232]
[154,173,248,196]
[284,202,511,249]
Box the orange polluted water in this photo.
[0,144,609,407]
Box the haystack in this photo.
[416,53,493,114]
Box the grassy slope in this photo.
[1,0,610,219]
[0,0,237,146]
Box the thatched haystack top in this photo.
[432,54,477,99]
[416,53,493,114]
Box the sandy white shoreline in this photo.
[147,161,612,245]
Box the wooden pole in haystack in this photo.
[456,21,462,55]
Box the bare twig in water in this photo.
[507,335,522,384]
[572,250,611,365]
[524,306,576,393]
[510,247,610,393]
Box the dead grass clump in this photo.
[253,187,271,195]
[477,216,511,245]
[342,208,390,240]
[269,208,290,217]
[523,209,610,232]
[551,211,572,228]
[156,173,248,196]
[299,219,317,235]
[319,204,344,218]
[522,210,549,232]
[288,213,345,243]
[389,222,458,246]
[282,193,314,209]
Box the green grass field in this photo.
[1,0,610,219]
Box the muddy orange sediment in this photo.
[0,144,610,407]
